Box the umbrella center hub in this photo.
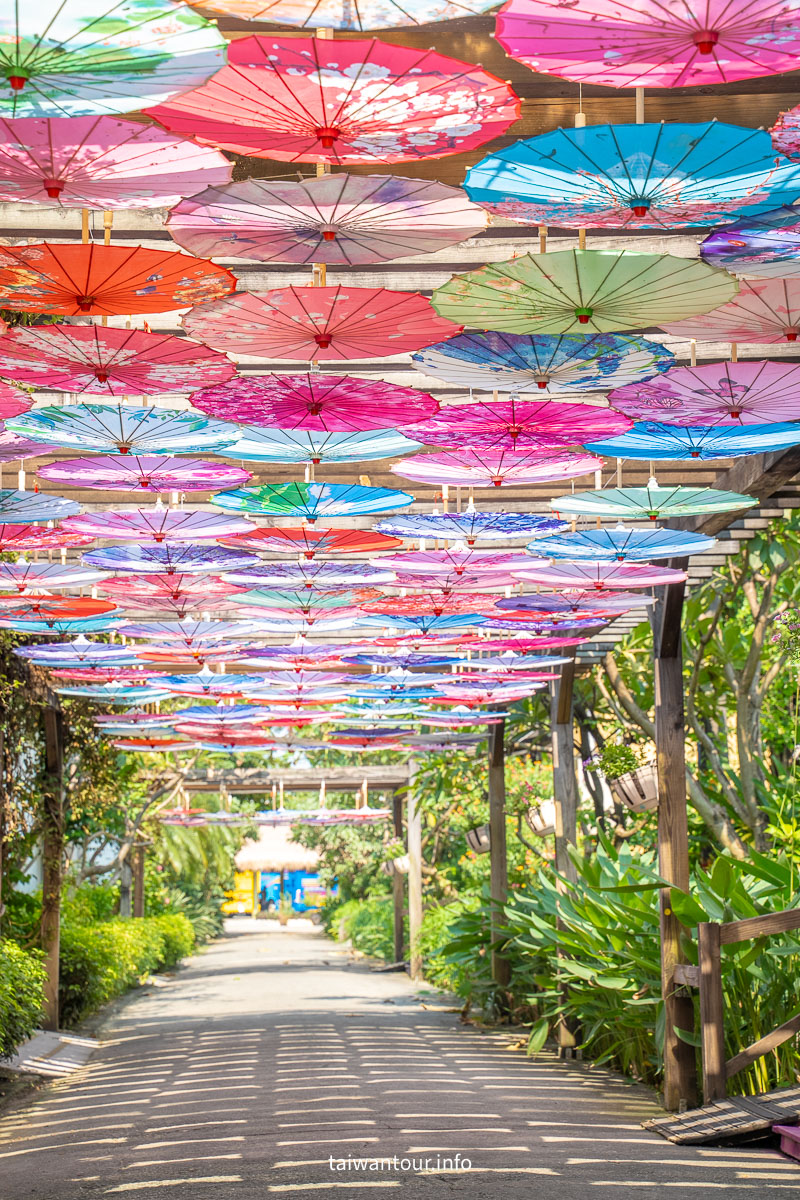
[630,197,650,217]
[320,225,338,241]
[77,296,96,313]
[693,29,719,53]
[6,70,29,90]
[43,178,64,199]
[313,333,332,348]
[94,369,110,383]
[574,306,593,324]
[307,401,323,414]
[534,376,549,389]
[314,126,341,149]
[785,327,799,341]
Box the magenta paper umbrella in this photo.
[391,449,602,488]
[0,116,231,208]
[167,175,488,266]
[511,561,688,589]
[182,287,462,362]
[0,381,33,420]
[402,398,632,450]
[189,373,438,431]
[0,325,235,396]
[37,456,252,493]
[62,508,255,543]
[495,0,800,89]
[377,549,537,576]
[609,361,800,424]
[660,278,800,343]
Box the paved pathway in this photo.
[2,920,800,1199]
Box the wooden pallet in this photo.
[644,1085,800,1145]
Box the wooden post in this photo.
[698,922,726,1101]
[41,706,64,1031]
[551,659,578,883]
[407,764,422,981]
[653,564,699,1111]
[119,853,132,917]
[392,788,405,964]
[488,721,511,987]
[0,728,5,933]
[132,844,145,919]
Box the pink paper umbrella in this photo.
[359,593,500,617]
[62,509,255,543]
[0,432,53,461]
[189,373,438,431]
[391,448,602,487]
[148,35,519,164]
[183,287,462,361]
[511,562,688,589]
[378,549,536,576]
[0,524,94,552]
[38,456,252,493]
[0,326,236,396]
[98,576,248,603]
[660,278,800,343]
[0,116,232,208]
[403,398,632,449]
[0,380,33,420]
[495,0,800,89]
[609,361,800,425]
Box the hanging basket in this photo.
[611,764,659,812]
[466,824,491,854]
[391,853,410,874]
[524,799,556,837]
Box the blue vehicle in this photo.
[257,870,331,913]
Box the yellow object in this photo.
[221,870,256,915]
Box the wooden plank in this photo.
[392,789,405,966]
[488,720,511,988]
[719,906,800,944]
[725,1012,800,1080]
[699,923,727,1102]
[674,964,701,988]
[676,447,800,537]
[41,706,63,1032]
[407,764,423,982]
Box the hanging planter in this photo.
[466,824,491,854]
[611,764,659,812]
[524,799,557,837]
[390,854,411,874]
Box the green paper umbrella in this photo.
[548,483,756,521]
[431,249,738,335]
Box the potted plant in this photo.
[383,836,410,873]
[589,743,658,812]
[278,894,294,926]
[465,824,491,854]
[524,799,557,837]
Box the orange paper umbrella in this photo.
[0,243,236,316]
[0,595,117,619]
[220,526,404,558]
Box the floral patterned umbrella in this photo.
[97,575,248,603]
[431,249,738,335]
[183,287,462,361]
[0,432,53,462]
[512,561,688,589]
[233,589,380,617]
[0,562,107,591]
[7,403,242,455]
[0,325,236,396]
[62,508,255,543]
[700,206,800,279]
[186,0,498,30]
[220,428,423,465]
[0,244,235,316]
[0,523,93,551]
[117,619,259,644]
[523,527,716,561]
[223,563,395,589]
[82,544,260,576]
[167,175,487,265]
[0,614,122,635]
[0,115,231,207]
[377,548,535,576]
[358,593,500,618]
[148,34,520,164]
[375,511,566,544]
[412,331,674,395]
[0,489,79,522]
[38,455,252,492]
[495,590,650,615]
[660,277,800,343]
[220,527,403,559]
[211,481,413,521]
[548,483,757,520]
[53,681,170,701]
[52,666,166,683]
[466,122,800,228]
[495,0,800,88]
[772,104,800,160]
[609,361,800,424]
[357,613,492,636]
[0,0,226,118]
[585,421,800,460]
[391,448,602,488]
[0,380,33,419]
[402,398,631,449]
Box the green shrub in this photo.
[149,914,195,966]
[416,900,480,994]
[332,896,396,960]
[0,939,45,1059]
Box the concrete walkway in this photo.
[1,919,799,1199]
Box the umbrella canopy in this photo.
[494,0,800,88]
[219,527,403,558]
[117,620,258,644]
[233,588,379,613]
[0,0,226,118]
[0,615,122,635]
[772,104,800,160]
[548,483,757,520]
[700,205,800,279]
[167,175,487,265]
[0,489,79,522]
[7,404,241,455]
[183,287,462,361]
[357,613,486,635]
[211,481,414,521]
[82,544,260,576]
[585,421,800,460]
[359,593,499,617]
[465,122,800,228]
[0,595,117,619]
[54,681,170,701]
[0,562,106,592]
[0,325,236,395]
[0,432,53,462]
[224,563,395,588]
[609,361,800,425]
[189,372,438,432]
[512,561,688,589]
[431,249,738,335]
[524,527,716,561]
[0,381,33,419]
[114,594,239,618]
[375,511,566,544]
[391,448,602,487]
[496,590,647,615]
[148,34,520,164]
[185,0,499,29]
[97,574,248,603]
[0,115,231,207]
[403,398,631,449]
[412,331,674,394]
[0,523,93,551]
[220,427,423,465]
[62,508,254,543]
[38,455,252,493]
[0,244,235,316]
[377,549,535,576]
[660,277,800,343]
[17,638,140,665]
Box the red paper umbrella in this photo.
[220,526,403,559]
[391,448,602,487]
[359,593,500,617]
[38,455,252,493]
[0,595,117,618]
[404,398,632,449]
[189,373,439,431]
[0,244,236,316]
[51,667,165,683]
[0,380,33,420]
[0,325,236,396]
[113,738,194,751]
[0,524,94,551]
[148,35,520,164]
[511,561,688,589]
[98,575,248,603]
[183,287,462,361]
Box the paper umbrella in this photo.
[6,404,242,455]
[523,527,716,560]
[548,484,757,520]
[38,456,252,493]
[374,511,566,544]
[608,361,800,424]
[0,489,79,522]
[584,421,800,460]
[82,544,260,576]
[402,398,631,449]
[391,448,602,487]
[660,276,800,343]
[61,509,255,543]
[211,482,414,521]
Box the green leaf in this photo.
[670,888,710,928]
[526,1017,549,1056]
[674,1024,702,1048]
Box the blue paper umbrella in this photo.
[82,544,260,575]
[7,404,241,454]
[221,427,422,464]
[375,510,566,544]
[0,488,78,522]
[172,705,273,725]
[701,206,800,279]
[585,421,800,461]
[54,682,171,701]
[412,331,673,394]
[525,527,715,562]
[357,613,489,635]
[0,615,122,634]
[212,481,413,520]
[465,123,800,229]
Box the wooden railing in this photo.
[673,906,800,1101]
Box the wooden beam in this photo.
[719,906,800,944]
[132,845,146,920]
[698,922,726,1101]
[673,963,701,988]
[407,765,422,982]
[41,706,63,1032]
[725,1011,800,1080]
[488,720,511,988]
[551,664,578,884]
[675,445,800,537]
[392,789,405,966]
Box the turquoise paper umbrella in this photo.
[525,527,716,561]
[549,484,757,520]
[212,481,414,520]
[585,421,800,460]
[7,403,241,454]
[220,428,423,464]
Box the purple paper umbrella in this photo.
[188,373,439,431]
[0,431,53,461]
[391,448,602,487]
[37,455,252,492]
[402,398,632,449]
[62,507,256,542]
[608,361,800,425]
[495,590,652,615]
[82,544,260,575]
[221,562,396,589]
[511,561,688,589]
[377,549,544,576]
[116,620,265,644]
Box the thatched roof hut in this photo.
[235,825,319,873]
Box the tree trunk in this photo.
[41,707,64,1031]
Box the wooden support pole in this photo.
[653,564,699,1110]
[132,844,146,919]
[119,852,132,917]
[551,660,578,884]
[392,789,405,965]
[0,728,5,934]
[41,706,64,1031]
[488,720,511,987]
[407,764,422,981]
[698,922,726,1100]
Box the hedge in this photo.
[0,939,46,1060]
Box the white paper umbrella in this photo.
[0,562,108,591]
[221,427,422,465]
[0,489,78,522]
[7,404,241,455]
